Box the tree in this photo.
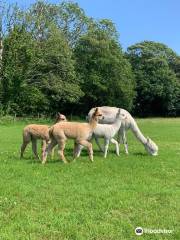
[27,25,84,114]
[56,1,88,46]
[1,1,179,117]
[1,1,84,116]
[74,22,135,112]
[26,0,89,47]
[1,25,46,115]
[1,23,83,115]
[126,41,180,116]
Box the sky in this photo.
[5,0,180,54]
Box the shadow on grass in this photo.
[20,146,106,165]
[20,156,37,161]
[132,152,147,156]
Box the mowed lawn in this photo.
[0,118,179,240]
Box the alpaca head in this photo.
[144,137,158,156]
[92,108,104,121]
[55,113,67,123]
[116,108,127,120]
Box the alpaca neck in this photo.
[89,117,98,129]
[130,119,147,145]
[112,117,122,132]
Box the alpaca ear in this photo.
[95,107,98,113]
[56,112,61,118]
[118,109,126,119]
[147,137,150,143]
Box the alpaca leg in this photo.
[32,138,40,159]
[95,136,104,152]
[75,136,93,159]
[118,129,123,152]
[104,139,110,158]
[110,138,119,156]
[76,144,83,158]
[41,140,47,160]
[73,142,78,159]
[122,131,128,154]
[42,139,57,164]
[51,147,55,159]
[20,132,31,158]
[20,140,30,158]
[57,140,68,164]
[73,142,83,159]
[78,140,93,162]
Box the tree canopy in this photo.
[0,1,179,117]
[126,41,180,116]
[74,26,135,112]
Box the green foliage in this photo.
[2,26,38,114]
[1,16,83,115]
[0,2,180,116]
[127,41,180,116]
[28,25,84,114]
[55,0,89,46]
[74,26,135,112]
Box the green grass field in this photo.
[0,118,179,240]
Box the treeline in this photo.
[0,0,179,117]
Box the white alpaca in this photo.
[75,109,126,158]
[87,106,158,156]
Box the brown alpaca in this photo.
[20,113,67,160]
[42,108,102,164]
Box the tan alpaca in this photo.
[42,108,102,164]
[20,113,67,159]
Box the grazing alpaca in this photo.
[20,113,67,159]
[76,109,126,158]
[87,106,158,156]
[42,108,102,164]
